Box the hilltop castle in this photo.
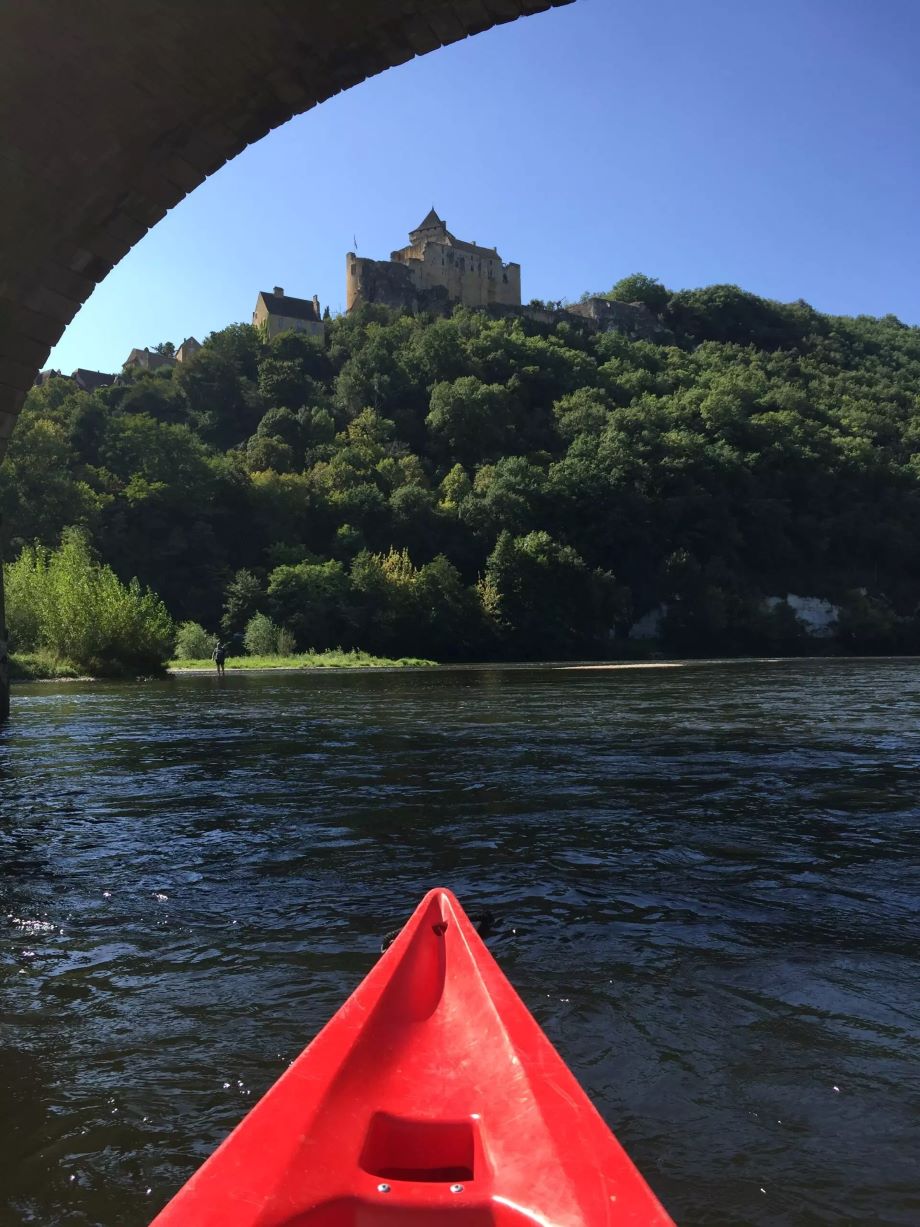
[37,212,667,395]
[347,209,521,314]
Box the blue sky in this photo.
[48,0,920,374]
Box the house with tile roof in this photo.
[252,288,324,341]
[123,347,177,373]
[35,367,117,391]
[175,336,202,363]
[72,368,117,392]
[123,337,202,373]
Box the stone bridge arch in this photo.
[0,0,571,447]
[0,0,571,716]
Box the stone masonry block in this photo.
[98,209,151,251]
[0,357,40,390]
[0,385,27,423]
[63,247,115,284]
[478,0,527,20]
[400,15,445,55]
[22,284,81,323]
[34,263,96,305]
[7,304,67,349]
[0,325,54,373]
[425,7,470,44]
[160,156,203,194]
[448,0,496,36]
[266,69,313,110]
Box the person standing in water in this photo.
[212,641,227,676]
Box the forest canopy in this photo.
[3,279,920,662]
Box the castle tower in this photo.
[346,253,360,311]
[347,211,521,313]
[408,207,448,246]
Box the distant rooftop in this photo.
[35,367,116,390]
[257,289,321,322]
[72,368,116,391]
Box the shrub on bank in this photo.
[174,621,214,660]
[243,612,281,655]
[4,529,175,675]
[9,651,84,681]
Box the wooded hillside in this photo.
[5,277,919,659]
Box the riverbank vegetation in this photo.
[4,277,920,661]
[169,648,435,671]
[9,652,86,681]
[4,531,174,675]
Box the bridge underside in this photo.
[0,0,570,719]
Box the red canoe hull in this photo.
[150,888,673,1225]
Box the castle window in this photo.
[502,273,508,283]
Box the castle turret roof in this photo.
[411,208,446,236]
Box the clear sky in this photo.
[48,0,920,374]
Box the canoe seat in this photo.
[360,1112,475,1182]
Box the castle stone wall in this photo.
[391,243,521,310]
[567,298,675,343]
[347,211,521,312]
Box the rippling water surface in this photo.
[1,660,918,1226]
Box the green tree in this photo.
[835,590,900,651]
[483,530,626,657]
[221,569,265,636]
[267,559,354,649]
[0,409,105,551]
[426,377,513,466]
[4,529,174,673]
[602,273,670,314]
[438,463,472,510]
[553,388,609,443]
[258,359,313,411]
[243,612,282,655]
[174,621,213,659]
[246,434,296,473]
[174,337,264,448]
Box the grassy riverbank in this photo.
[11,652,88,680]
[10,648,435,681]
[170,648,436,671]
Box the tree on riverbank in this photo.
[4,530,175,674]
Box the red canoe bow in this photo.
[150,887,674,1225]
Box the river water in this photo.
[0,660,917,1226]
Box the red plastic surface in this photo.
[149,889,674,1225]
